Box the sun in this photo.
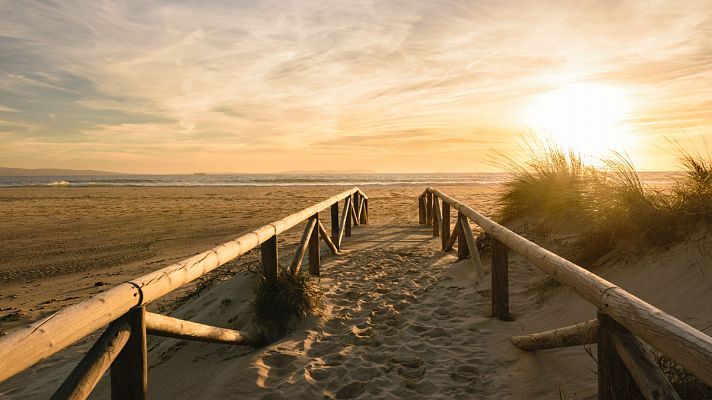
[523,83,633,158]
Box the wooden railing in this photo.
[0,188,369,399]
[420,187,712,400]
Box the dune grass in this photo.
[499,147,601,222]
[498,143,707,265]
[672,147,712,223]
[252,269,323,342]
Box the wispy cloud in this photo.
[0,0,710,172]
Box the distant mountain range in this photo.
[0,167,379,176]
[0,167,125,176]
[278,169,377,174]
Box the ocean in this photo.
[0,173,510,188]
[0,172,678,188]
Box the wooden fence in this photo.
[420,187,712,400]
[0,188,369,399]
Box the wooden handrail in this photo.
[0,187,368,384]
[422,187,712,387]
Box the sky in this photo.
[0,0,711,173]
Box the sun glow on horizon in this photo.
[524,83,634,159]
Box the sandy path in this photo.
[251,226,498,399]
[119,223,508,400]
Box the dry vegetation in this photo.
[252,268,324,343]
[498,141,712,397]
[499,144,710,265]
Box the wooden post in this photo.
[111,307,147,400]
[445,219,460,251]
[365,198,369,224]
[432,196,440,237]
[317,220,339,255]
[598,312,643,400]
[308,214,320,276]
[345,197,352,237]
[426,192,433,225]
[51,319,131,400]
[610,326,682,400]
[418,195,426,224]
[260,235,278,280]
[457,212,470,260]
[360,198,368,224]
[460,217,484,281]
[349,196,359,226]
[441,201,450,250]
[491,238,510,320]
[330,202,339,250]
[290,219,317,274]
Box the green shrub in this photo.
[253,270,323,342]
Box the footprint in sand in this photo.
[450,365,480,384]
[334,381,365,399]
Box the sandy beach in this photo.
[0,185,499,333]
[1,184,711,399]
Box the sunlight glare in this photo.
[524,83,633,158]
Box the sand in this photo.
[1,184,710,399]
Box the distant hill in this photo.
[0,167,125,176]
[278,169,377,174]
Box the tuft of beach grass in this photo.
[497,139,710,265]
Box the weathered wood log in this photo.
[491,238,510,320]
[330,202,340,250]
[610,324,682,400]
[308,214,320,276]
[457,213,470,260]
[432,195,440,237]
[318,220,339,255]
[261,235,279,280]
[418,195,426,224]
[111,307,147,400]
[511,319,598,351]
[51,319,131,400]
[444,217,460,252]
[459,216,484,281]
[145,312,250,346]
[0,188,363,383]
[427,187,712,386]
[598,312,643,400]
[441,201,450,250]
[290,218,317,274]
